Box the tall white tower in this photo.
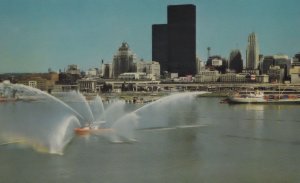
[246,32,259,69]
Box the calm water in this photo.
[1,97,300,183]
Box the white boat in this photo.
[228,90,300,104]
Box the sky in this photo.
[0,0,300,73]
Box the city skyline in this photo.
[0,0,300,73]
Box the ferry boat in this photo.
[228,90,300,104]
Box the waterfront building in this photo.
[261,56,274,74]
[242,69,260,75]
[195,70,219,83]
[273,54,291,80]
[149,61,161,80]
[78,78,97,93]
[18,77,47,90]
[256,74,269,83]
[196,57,205,74]
[112,42,136,78]
[66,65,81,75]
[118,72,147,80]
[206,55,228,74]
[102,63,112,79]
[246,32,259,69]
[136,60,161,80]
[290,54,300,83]
[269,65,285,83]
[290,66,300,83]
[292,53,300,66]
[16,72,59,92]
[52,84,78,92]
[219,73,246,83]
[261,55,290,80]
[85,68,98,77]
[229,50,243,73]
[152,4,196,76]
[294,53,300,63]
[58,72,81,85]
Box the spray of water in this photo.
[109,91,208,142]
[0,83,81,154]
[1,81,208,152]
[88,95,105,122]
[53,91,94,125]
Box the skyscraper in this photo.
[152,24,168,73]
[152,4,196,76]
[246,32,259,69]
[112,42,136,78]
[229,49,243,73]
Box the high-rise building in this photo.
[152,4,196,76]
[196,56,204,74]
[152,24,168,73]
[229,50,243,73]
[112,42,136,78]
[246,32,259,69]
[261,56,275,74]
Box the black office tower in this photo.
[152,24,168,74]
[152,4,196,76]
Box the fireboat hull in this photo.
[74,127,113,135]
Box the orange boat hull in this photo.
[74,128,90,135]
[74,128,113,135]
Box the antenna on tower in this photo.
[207,47,211,59]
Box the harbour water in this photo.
[1,97,300,182]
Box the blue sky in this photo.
[0,0,299,73]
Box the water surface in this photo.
[1,98,300,183]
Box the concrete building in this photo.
[152,4,196,76]
[148,61,161,80]
[273,54,291,79]
[290,66,300,83]
[206,55,228,74]
[261,56,275,74]
[195,70,219,83]
[261,55,290,80]
[246,32,259,69]
[78,78,97,93]
[101,63,112,79]
[86,68,98,77]
[136,60,161,80]
[256,75,269,83]
[196,57,205,74]
[66,65,80,75]
[292,53,300,66]
[219,73,247,83]
[118,72,147,80]
[16,72,59,92]
[112,42,136,78]
[269,65,285,83]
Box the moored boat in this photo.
[228,90,300,104]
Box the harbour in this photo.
[1,97,300,183]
